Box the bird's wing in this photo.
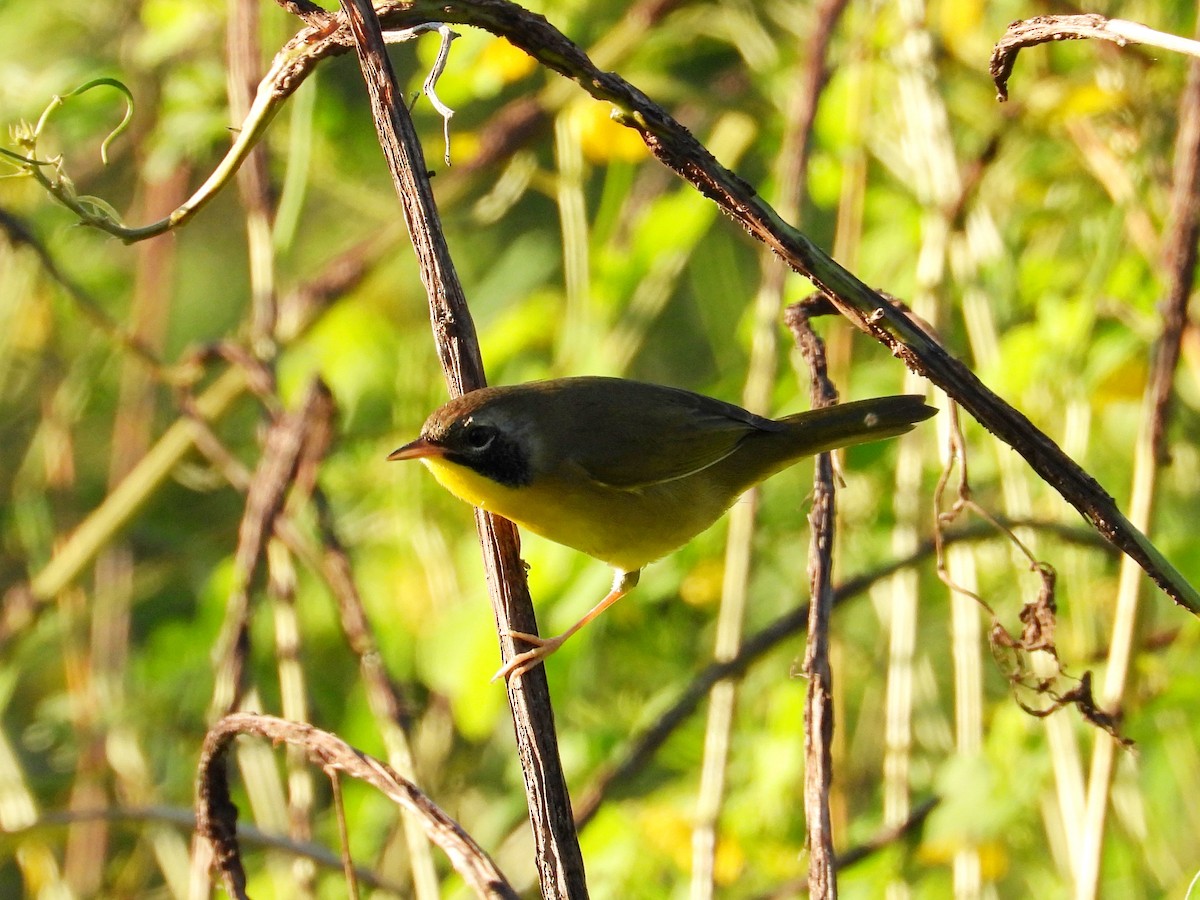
[564,383,776,489]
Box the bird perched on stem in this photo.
[390,376,934,680]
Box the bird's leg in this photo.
[492,569,641,681]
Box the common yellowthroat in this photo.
[390,377,934,678]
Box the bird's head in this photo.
[388,389,540,488]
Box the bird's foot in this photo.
[491,630,566,682]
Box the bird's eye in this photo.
[464,425,496,450]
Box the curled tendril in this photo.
[50,78,135,165]
[387,22,459,165]
[1,78,133,172]
[0,78,135,233]
[1,27,457,240]
[1,78,135,173]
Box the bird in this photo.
[389,376,935,679]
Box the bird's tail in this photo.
[777,395,936,456]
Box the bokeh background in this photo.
[2,0,1199,896]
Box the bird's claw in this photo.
[490,630,564,682]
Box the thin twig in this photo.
[786,303,840,899]
[779,8,848,889]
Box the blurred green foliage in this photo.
[2,0,1200,897]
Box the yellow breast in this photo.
[421,456,734,573]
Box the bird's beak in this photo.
[388,437,448,461]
